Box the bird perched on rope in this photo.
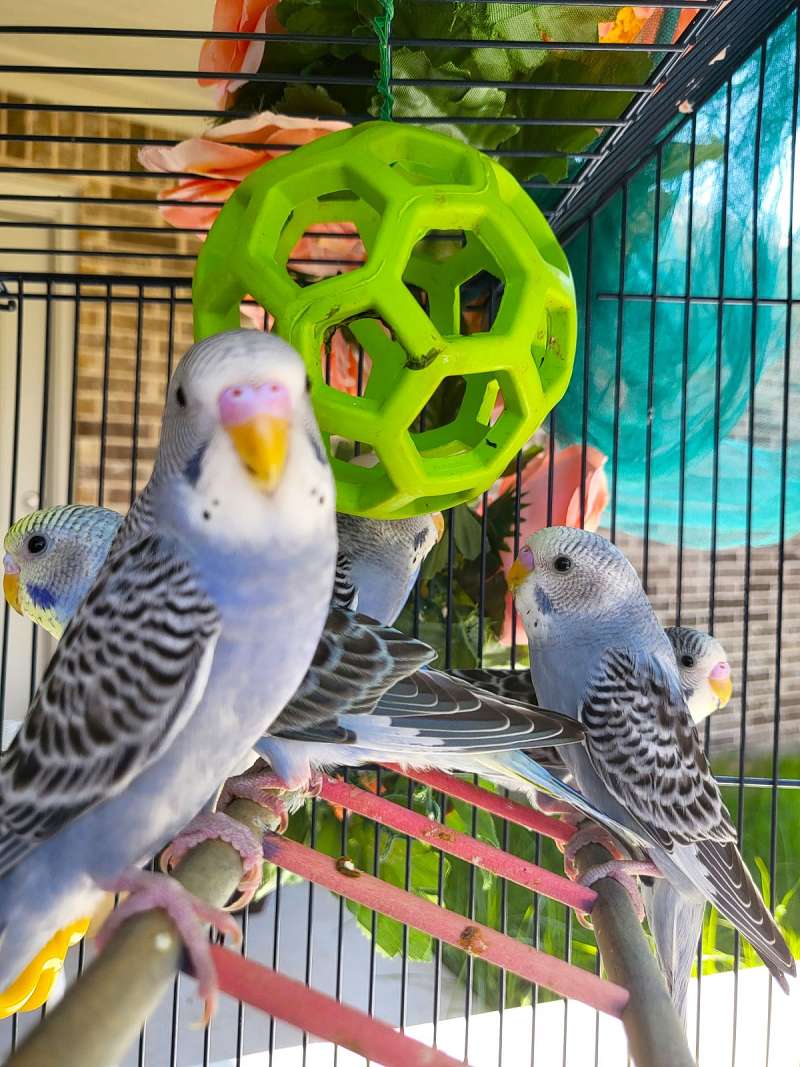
[0,329,341,1018]
[506,525,795,1001]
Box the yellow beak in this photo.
[507,555,533,594]
[709,675,733,709]
[3,572,21,616]
[225,415,289,493]
[433,512,445,543]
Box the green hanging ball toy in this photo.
[193,121,576,518]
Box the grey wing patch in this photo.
[449,669,567,769]
[270,607,435,741]
[449,668,538,705]
[580,648,736,850]
[350,670,584,753]
[0,533,220,876]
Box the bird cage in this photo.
[0,2,798,1066]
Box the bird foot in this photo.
[159,812,263,912]
[561,824,631,876]
[218,769,323,835]
[96,867,241,1025]
[580,860,663,924]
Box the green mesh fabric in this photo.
[558,12,800,549]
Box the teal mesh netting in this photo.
[558,12,799,549]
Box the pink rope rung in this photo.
[265,834,629,1019]
[210,945,467,1067]
[320,778,596,914]
[385,766,575,845]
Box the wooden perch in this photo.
[572,841,696,1067]
[3,797,273,1067]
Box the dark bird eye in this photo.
[681,653,695,668]
[305,373,312,394]
[27,534,47,555]
[175,385,187,408]
[554,555,572,573]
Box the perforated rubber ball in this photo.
[193,121,576,518]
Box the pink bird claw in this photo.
[579,860,663,924]
[96,867,242,1024]
[159,812,264,912]
[561,824,631,877]
[218,768,319,834]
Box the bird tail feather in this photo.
[642,880,705,1026]
[473,750,648,849]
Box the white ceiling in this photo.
[0,1,218,135]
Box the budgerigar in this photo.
[0,329,338,1013]
[666,625,732,724]
[507,525,795,1001]
[449,626,734,1023]
[335,511,444,625]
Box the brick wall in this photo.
[2,90,797,762]
[0,89,197,511]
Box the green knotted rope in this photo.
[372,0,395,120]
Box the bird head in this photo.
[154,330,334,551]
[3,505,122,638]
[506,526,645,643]
[666,626,733,724]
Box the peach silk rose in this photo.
[497,443,609,644]
[138,111,365,275]
[198,0,283,108]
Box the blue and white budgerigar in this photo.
[507,526,795,999]
[334,511,444,625]
[448,625,735,1024]
[0,328,339,1014]
[666,625,732,724]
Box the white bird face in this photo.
[156,330,334,550]
[667,626,733,724]
[506,525,643,643]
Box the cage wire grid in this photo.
[0,2,799,1066]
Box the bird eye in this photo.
[27,534,47,555]
[175,385,187,408]
[553,555,572,573]
[681,653,695,668]
[305,373,312,394]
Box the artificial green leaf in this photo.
[389,50,514,151]
[277,83,348,117]
[453,503,484,561]
[502,51,652,183]
[343,819,450,959]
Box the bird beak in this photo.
[219,382,291,493]
[433,513,445,543]
[2,556,22,616]
[709,664,733,708]
[507,544,534,594]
